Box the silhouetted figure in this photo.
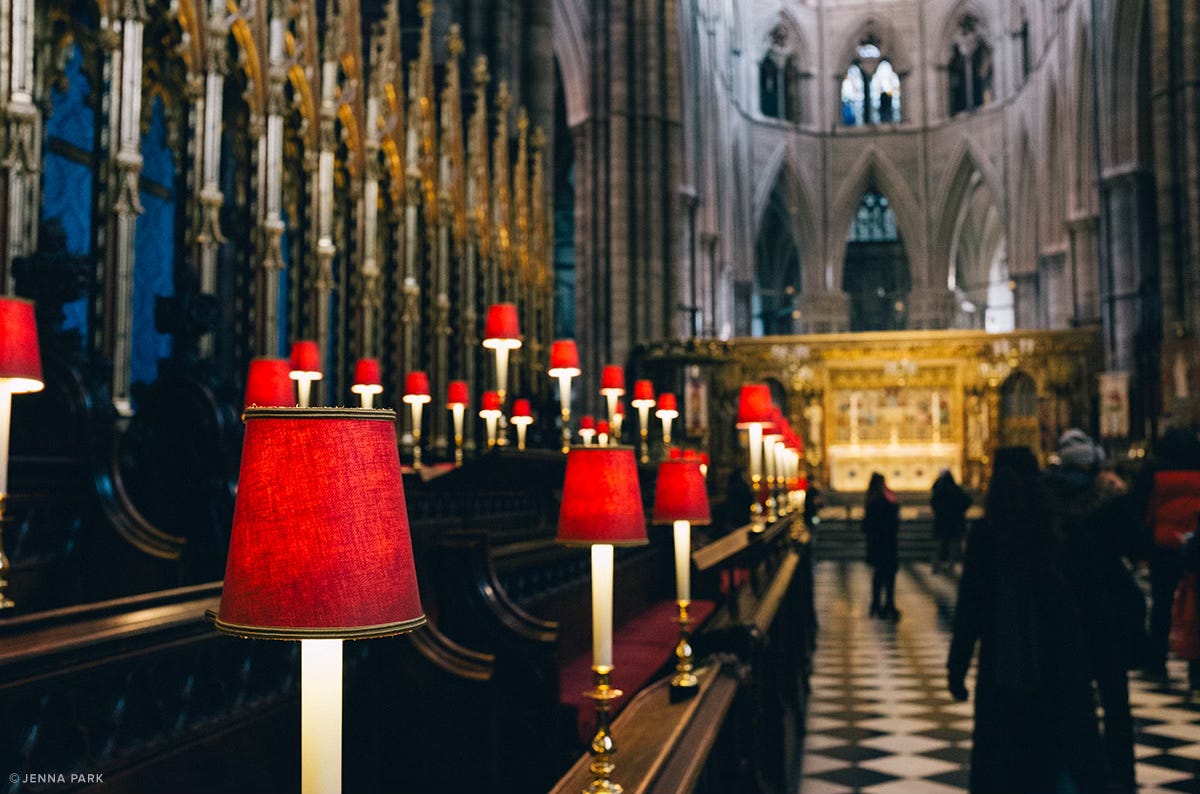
[804,478,825,531]
[1047,429,1141,794]
[862,472,900,619]
[1143,427,1200,686]
[948,446,1108,794]
[931,469,970,573]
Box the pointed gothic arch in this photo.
[931,140,1006,288]
[828,147,922,291]
[1107,0,1152,168]
[753,152,820,290]
[1072,23,1098,217]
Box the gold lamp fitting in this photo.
[749,474,765,532]
[584,667,624,794]
[670,600,698,692]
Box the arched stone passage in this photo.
[842,189,911,331]
[754,178,803,336]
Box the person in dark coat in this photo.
[948,446,1108,794]
[1046,429,1141,793]
[931,469,971,573]
[1141,427,1200,685]
[862,472,901,619]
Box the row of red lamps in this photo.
[0,294,712,793]
[737,383,806,530]
[246,303,688,466]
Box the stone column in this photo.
[796,291,850,334]
[258,0,287,357]
[107,0,147,411]
[1,0,40,290]
[906,287,958,330]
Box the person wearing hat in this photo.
[1046,429,1141,794]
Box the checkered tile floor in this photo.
[799,561,1200,793]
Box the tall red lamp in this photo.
[510,398,533,450]
[211,408,424,794]
[631,380,656,464]
[655,392,679,452]
[557,446,647,794]
[737,384,773,531]
[479,390,502,449]
[482,303,521,406]
[289,340,322,408]
[351,358,384,408]
[446,380,469,466]
[0,297,43,609]
[654,460,711,692]
[403,371,431,469]
[599,365,625,441]
[549,339,581,454]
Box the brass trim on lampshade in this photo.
[208,611,426,640]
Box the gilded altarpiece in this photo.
[635,329,1101,495]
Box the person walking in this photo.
[931,469,971,573]
[948,446,1108,794]
[1143,427,1200,686]
[1046,429,1142,794]
[862,472,901,619]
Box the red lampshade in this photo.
[653,461,711,525]
[614,401,624,416]
[631,379,655,405]
[213,408,425,639]
[656,392,678,414]
[511,398,532,418]
[0,297,43,392]
[557,447,647,546]
[681,449,697,460]
[548,339,581,376]
[480,390,501,413]
[351,358,383,395]
[580,415,596,431]
[289,340,321,377]
[482,303,521,347]
[736,384,772,427]
[596,420,611,436]
[669,447,683,460]
[244,357,294,408]
[600,365,625,394]
[447,380,470,407]
[403,371,431,403]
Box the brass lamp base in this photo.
[749,477,766,533]
[670,601,698,696]
[584,667,624,794]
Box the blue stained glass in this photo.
[41,43,94,338]
[132,97,175,386]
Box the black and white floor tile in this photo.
[799,561,1200,793]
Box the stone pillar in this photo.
[1,0,40,291]
[258,0,288,357]
[573,0,682,391]
[106,0,147,411]
[795,291,850,334]
[1067,215,1100,325]
[906,287,958,330]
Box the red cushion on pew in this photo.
[559,599,716,743]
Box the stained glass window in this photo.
[841,64,866,126]
[849,191,898,242]
[872,60,901,122]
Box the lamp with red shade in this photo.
[737,384,773,531]
[289,341,322,408]
[612,400,624,443]
[557,446,647,794]
[596,420,611,446]
[548,339,581,454]
[350,358,384,408]
[653,460,711,692]
[578,415,596,446]
[0,297,44,609]
[482,303,521,406]
[599,365,625,441]
[446,380,469,466]
[210,408,424,794]
[403,371,431,469]
[479,390,502,449]
[655,392,679,453]
[762,409,784,522]
[630,380,656,464]
[510,398,533,450]
[244,357,294,408]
